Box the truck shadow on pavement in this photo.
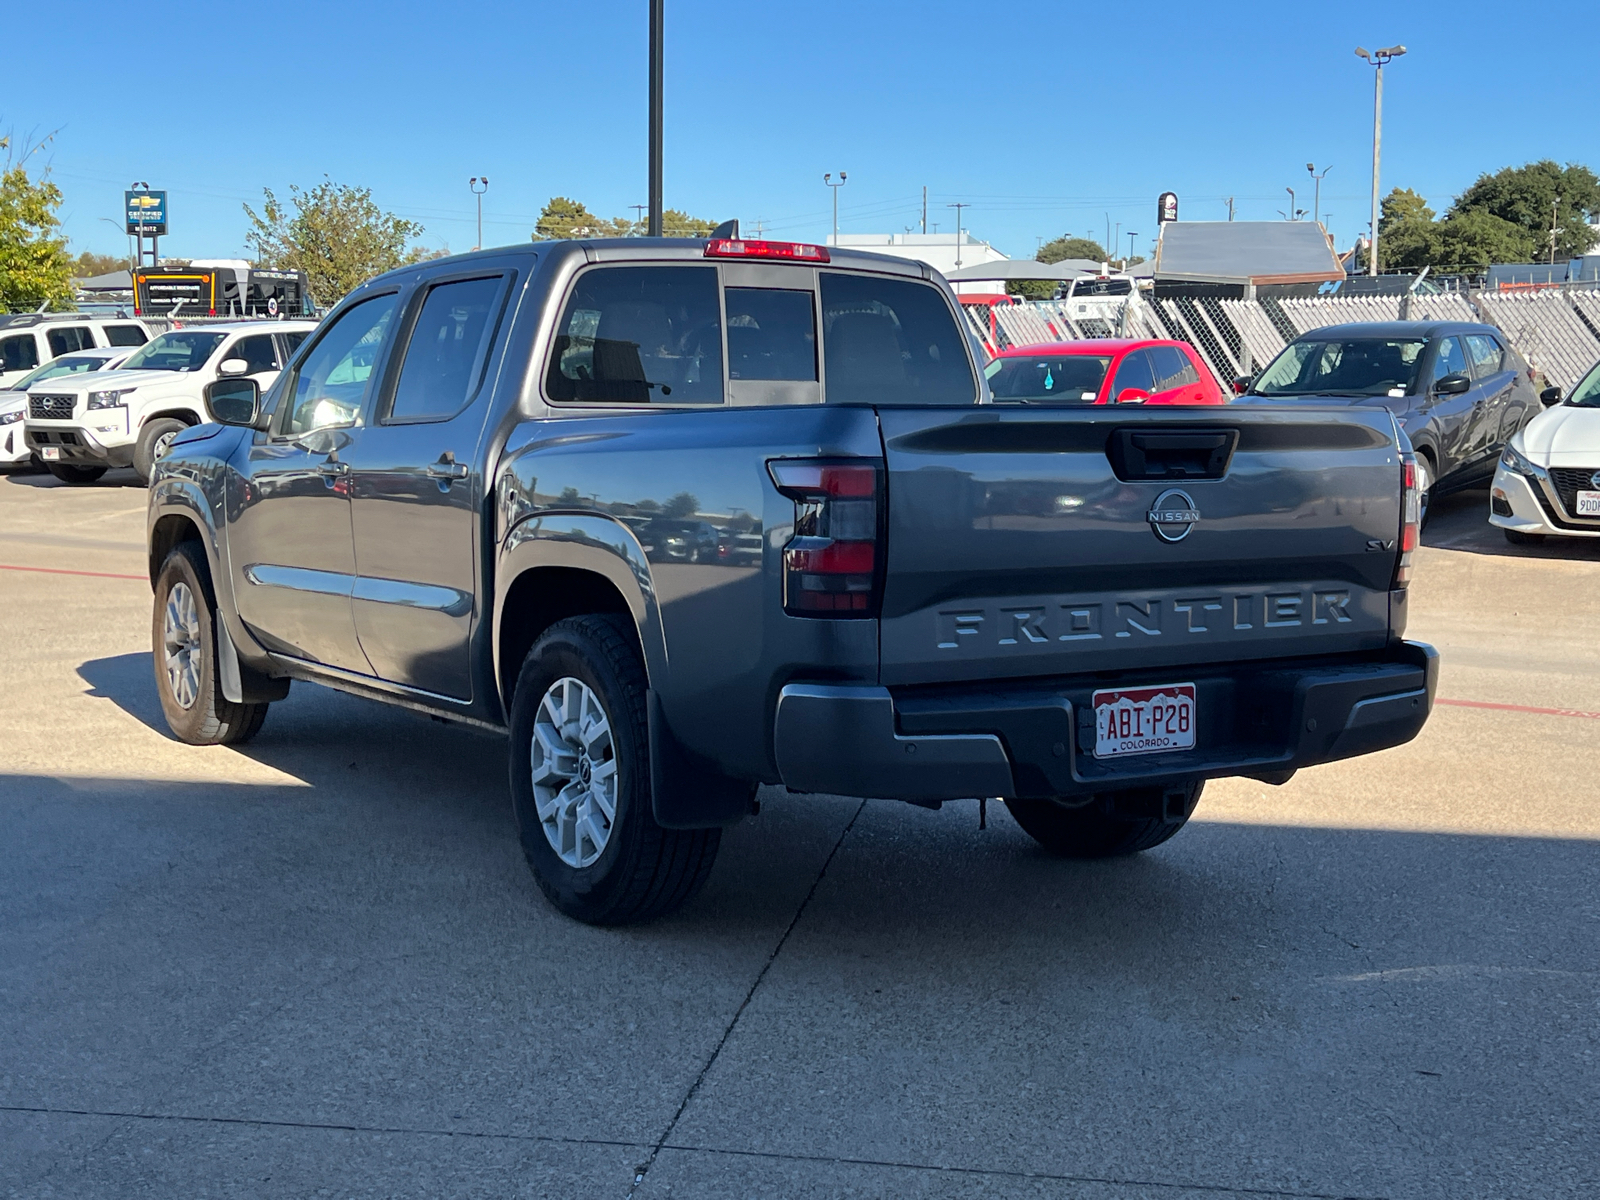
[2,465,144,488]
[1423,484,1600,561]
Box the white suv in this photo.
[23,320,317,484]
[0,314,152,387]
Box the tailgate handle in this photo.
[1107,428,1238,481]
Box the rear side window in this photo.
[281,331,310,356]
[230,334,280,375]
[47,327,93,356]
[104,324,148,347]
[819,272,975,406]
[1151,345,1201,391]
[546,266,723,405]
[726,288,816,381]
[1,334,39,372]
[388,275,505,422]
[1465,334,1505,377]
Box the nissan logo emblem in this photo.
[1591,471,1600,491]
[1147,488,1200,543]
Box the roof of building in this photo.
[945,258,1101,282]
[1152,221,1345,285]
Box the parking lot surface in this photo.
[2,466,1597,1199]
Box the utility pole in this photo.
[630,203,647,233]
[824,172,847,244]
[921,185,927,234]
[1550,196,1562,265]
[647,0,664,236]
[1127,232,1138,265]
[947,202,970,267]
[1225,197,1235,221]
[469,177,488,250]
[1306,163,1331,227]
[1356,44,1407,276]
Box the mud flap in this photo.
[648,689,755,829]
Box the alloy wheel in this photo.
[530,676,618,868]
[162,581,202,709]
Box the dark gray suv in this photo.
[1242,321,1542,521]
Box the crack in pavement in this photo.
[625,797,868,1198]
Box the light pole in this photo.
[1285,186,1297,220]
[98,217,133,274]
[647,0,663,236]
[824,172,847,244]
[947,202,970,267]
[1356,44,1406,276]
[1550,196,1563,265]
[1127,232,1138,265]
[469,177,489,250]
[1306,162,1331,227]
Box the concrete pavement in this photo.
[1,465,1596,1198]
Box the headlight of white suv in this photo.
[1499,443,1544,478]
[87,388,135,410]
[0,410,21,426]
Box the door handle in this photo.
[426,458,469,481]
[317,459,349,476]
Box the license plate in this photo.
[1577,490,1600,516]
[40,446,60,460]
[1093,683,1196,759]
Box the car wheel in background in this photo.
[45,463,107,484]
[508,614,720,925]
[1005,781,1204,858]
[134,418,189,483]
[1504,528,1546,546]
[151,541,270,745]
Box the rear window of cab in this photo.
[544,264,977,407]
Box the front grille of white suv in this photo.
[28,394,75,420]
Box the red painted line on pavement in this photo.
[1437,697,1600,722]
[0,562,147,582]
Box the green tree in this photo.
[70,250,126,278]
[1038,235,1108,264]
[661,491,700,518]
[244,178,427,307]
[661,208,715,237]
[1377,188,1439,271]
[1435,208,1537,271]
[1448,161,1600,260]
[0,132,73,312]
[533,197,717,241]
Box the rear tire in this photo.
[1503,528,1545,546]
[1006,781,1203,858]
[152,541,271,745]
[46,463,107,484]
[134,417,188,483]
[509,614,720,925]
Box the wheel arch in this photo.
[142,406,204,429]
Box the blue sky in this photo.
[19,0,1598,265]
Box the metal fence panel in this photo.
[1476,292,1600,390]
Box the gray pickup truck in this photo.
[147,236,1436,924]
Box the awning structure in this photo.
[944,258,1102,282]
[1152,222,1344,285]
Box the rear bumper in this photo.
[774,641,1438,801]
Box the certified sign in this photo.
[125,190,168,237]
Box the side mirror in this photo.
[1434,372,1471,396]
[1116,388,1151,404]
[1539,385,1563,407]
[1231,374,1253,396]
[204,377,260,428]
[217,358,250,377]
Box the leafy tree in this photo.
[0,131,73,312]
[1377,188,1439,271]
[244,178,428,307]
[661,491,700,518]
[70,250,126,278]
[662,208,715,237]
[533,197,716,241]
[1449,160,1600,260]
[1038,235,1108,264]
[1435,209,1537,271]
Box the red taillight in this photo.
[768,458,882,617]
[1395,451,1419,587]
[705,238,830,263]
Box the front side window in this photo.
[1111,350,1156,398]
[122,330,227,372]
[984,354,1109,402]
[819,272,975,406]
[546,266,723,405]
[1253,338,1427,397]
[104,324,148,347]
[1,334,40,373]
[282,293,400,436]
[229,334,280,376]
[1431,337,1469,385]
[388,275,504,422]
[1464,334,1505,378]
[726,287,817,381]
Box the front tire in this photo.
[46,463,107,484]
[509,615,719,925]
[134,417,188,483]
[1006,781,1203,858]
[1504,528,1545,546]
[152,541,270,745]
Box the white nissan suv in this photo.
[23,321,316,484]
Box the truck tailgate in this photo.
[876,405,1404,686]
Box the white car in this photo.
[1489,361,1600,545]
[0,313,152,388]
[0,347,137,466]
[23,320,316,484]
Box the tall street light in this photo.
[947,202,970,268]
[647,0,663,236]
[1306,163,1331,228]
[1356,44,1406,277]
[469,177,489,250]
[824,172,847,244]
